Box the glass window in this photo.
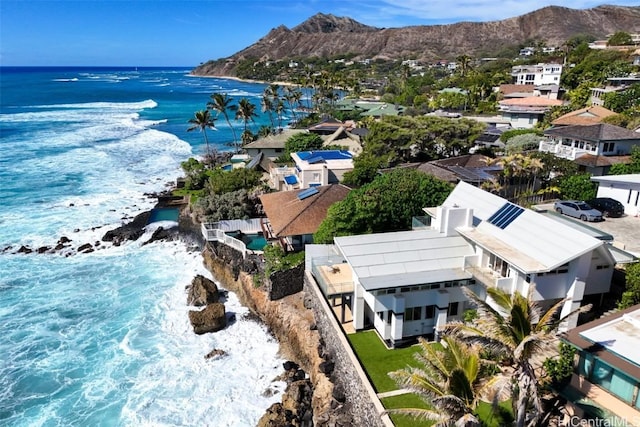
[609,369,636,403]
[425,305,435,319]
[448,302,459,317]
[591,360,613,389]
[578,353,593,377]
[405,307,422,321]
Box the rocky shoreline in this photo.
[5,189,354,426]
[202,243,353,426]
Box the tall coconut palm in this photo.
[389,336,509,427]
[207,93,238,153]
[443,286,590,427]
[235,98,258,144]
[260,93,275,130]
[187,109,216,162]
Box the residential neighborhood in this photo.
[182,29,640,427]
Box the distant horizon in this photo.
[1,1,638,66]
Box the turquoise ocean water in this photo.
[0,67,287,426]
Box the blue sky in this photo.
[1,0,637,66]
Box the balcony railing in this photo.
[311,256,354,297]
[201,223,247,258]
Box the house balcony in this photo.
[310,256,354,298]
[269,166,298,190]
[539,141,599,161]
[466,266,515,293]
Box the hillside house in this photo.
[539,123,640,162]
[591,174,640,217]
[498,96,563,129]
[511,63,563,86]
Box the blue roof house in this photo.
[289,150,354,190]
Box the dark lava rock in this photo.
[101,211,151,245]
[187,275,221,306]
[204,348,227,359]
[77,243,93,253]
[17,245,32,254]
[188,303,227,334]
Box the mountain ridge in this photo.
[193,5,640,76]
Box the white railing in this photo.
[201,223,247,258]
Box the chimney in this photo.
[434,205,473,236]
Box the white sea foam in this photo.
[1,68,285,427]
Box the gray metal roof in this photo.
[334,229,474,291]
[443,182,608,272]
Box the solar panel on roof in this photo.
[306,156,324,164]
[487,202,524,229]
[297,187,319,200]
[284,175,298,185]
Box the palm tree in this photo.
[187,109,216,162]
[443,286,590,427]
[389,336,509,426]
[207,93,238,153]
[235,98,258,144]
[260,93,275,130]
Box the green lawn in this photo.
[348,330,514,426]
[347,330,421,393]
[381,393,434,427]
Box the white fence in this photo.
[201,223,247,258]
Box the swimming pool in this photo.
[147,208,180,224]
[228,232,267,251]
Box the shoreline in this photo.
[188,72,298,88]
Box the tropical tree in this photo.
[607,31,633,46]
[261,90,276,130]
[443,287,590,427]
[208,92,239,153]
[314,169,452,243]
[235,98,258,143]
[187,109,216,162]
[388,336,509,426]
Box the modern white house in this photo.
[540,123,640,161]
[286,150,354,190]
[591,174,640,217]
[306,182,619,347]
[511,63,563,86]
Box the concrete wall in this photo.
[303,272,392,427]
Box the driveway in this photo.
[535,203,640,257]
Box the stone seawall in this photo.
[201,242,391,426]
[303,272,392,427]
[201,244,351,425]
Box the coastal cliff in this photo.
[202,244,353,426]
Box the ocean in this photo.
[0,67,287,426]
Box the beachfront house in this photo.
[561,304,640,422]
[259,184,350,252]
[539,123,640,164]
[306,181,617,347]
[282,150,354,190]
[244,129,306,159]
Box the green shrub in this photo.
[543,342,576,386]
